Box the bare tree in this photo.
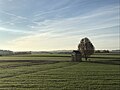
[78,37,95,61]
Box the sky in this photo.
[0,0,119,51]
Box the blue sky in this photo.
[0,0,119,51]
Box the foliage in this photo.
[95,50,110,53]
[78,37,95,60]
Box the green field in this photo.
[0,53,120,90]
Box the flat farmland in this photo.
[0,53,120,90]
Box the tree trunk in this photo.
[84,54,87,61]
[85,57,87,61]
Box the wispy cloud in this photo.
[29,5,119,35]
[0,10,27,20]
[0,0,119,50]
[0,27,24,33]
[0,10,29,27]
[6,5,118,38]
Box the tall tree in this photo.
[78,37,95,61]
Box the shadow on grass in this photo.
[91,56,120,59]
[87,59,120,65]
[0,60,64,63]
[0,59,70,66]
[0,59,119,66]
[0,60,62,69]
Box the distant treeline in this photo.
[0,49,119,56]
[0,50,13,56]
[95,50,110,53]
[14,51,31,55]
[31,50,112,54]
[31,51,72,54]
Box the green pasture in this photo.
[0,53,120,90]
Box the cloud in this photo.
[6,4,118,40]
[0,1,119,50]
[0,10,27,19]
[8,0,16,1]
[0,10,29,26]
[0,27,31,34]
[30,5,119,36]
[34,6,70,17]
[7,32,80,51]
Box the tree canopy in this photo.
[78,37,95,60]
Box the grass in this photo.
[5,54,71,57]
[0,53,120,90]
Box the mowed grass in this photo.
[0,53,120,90]
[0,54,71,61]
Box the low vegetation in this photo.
[0,53,120,90]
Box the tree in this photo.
[95,50,101,53]
[102,50,109,53]
[78,37,95,61]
